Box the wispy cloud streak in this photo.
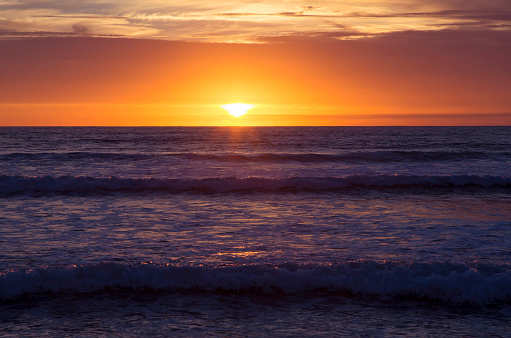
[0,1,510,42]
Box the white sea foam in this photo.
[0,175,510,195]
[1,262,510,304]
[1,150,506,162]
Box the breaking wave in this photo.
[2,262,510,304]
[0,174,510,196]
[1,150,509,163]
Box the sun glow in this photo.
[221,103,255,117]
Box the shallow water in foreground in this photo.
[3,292,511,336]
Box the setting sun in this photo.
[221,103,255,117]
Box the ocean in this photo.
[1,126,510,336]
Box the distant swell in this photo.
[0,175,510,196]
[1,262,510,304]
[1,150,509,163]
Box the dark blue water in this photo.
[1,127,510,336]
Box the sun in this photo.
[221,103,255,117]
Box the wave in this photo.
[0,175,510,196]
[1,150,509,163]
[184,151,509,163]
[1,262,510,304]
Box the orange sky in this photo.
[0,1,510,126]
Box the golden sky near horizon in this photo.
[0,0,510,125]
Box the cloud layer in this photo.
[1,0,510,42]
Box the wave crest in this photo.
[2,262,510,304]
[0,175,510,195]
[1,150,508,163]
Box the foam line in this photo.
[1,175,510,195]
[2,262,510,304]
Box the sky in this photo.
[0,0,510,126]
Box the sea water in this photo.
[1,127,510,336]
